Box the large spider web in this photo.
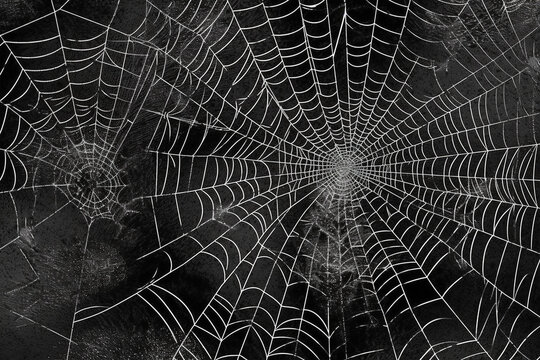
[0,0,539,359]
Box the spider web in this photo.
[0,0,539,359]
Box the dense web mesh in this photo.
[0,0,539,359]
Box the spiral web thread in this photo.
[0,0,539,359]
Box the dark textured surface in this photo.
[0,0,539,359]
